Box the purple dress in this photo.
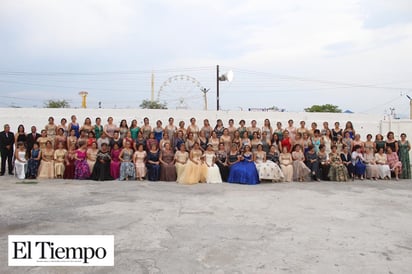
[110,149,121,179]
[75,150,90,179]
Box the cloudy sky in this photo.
[0,0,412,116]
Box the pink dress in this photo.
[387,153,402,171]
[134,150,147,178]
[110,149,121,179]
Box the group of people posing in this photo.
[1,115,410,184]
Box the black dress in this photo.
[216,150,229,182]
[91,151,114,181]
[305,151,319,180]
[146,150,160,181]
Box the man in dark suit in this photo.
[0,124,15,175]
[26,126,41,152]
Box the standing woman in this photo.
[280,130,292,153]
[312,129,322,153]
[87,131,97,148]
[187,117,200,141]
[174,130,185,152]
[146,132,159,151]
[247,120,260,140]
[232,130,241,151]
[178,142,207,184]
[209,131,220,153]
[374,134,385,153]
[261,132,271,154]
[201,119,213,139]
[185,132,196,152]
[153,120,164,143]
[129,119,140,141]
[240,131,251,151]
[63,146,76,179]
[122,131,134,149]
[45,116,57,145]
[386,146,402,180]
[146,143,161,181]
[94,117,104,140]
[159,132,171,151]
[86,141,98,173]
[119,119,129,139]
[250,132,262,153]
[178,121,187,140]
[54,128,67,149]
[344,121,356,139]
[133,144,147,181]
[342,131,353,152]
[81,117,93,133]
[322,130,333,155]
[292,144,311,182]
[104,117,117,139]
[110,143,121,180]
[352,134,364,152]
[216,143,229,182]
[286,120,296,142]
[203,144,223,183]
[262,119,273,142]
[15,125,27,147]
[271,133,282,152]
[398,133,411,179]
[386,131,398,153]
[351,145,366,180]
[214,119,225,139]
[26,142,41,179]
[91,143,113,181]
[67,129,78,151]
[159,142,177,181]
[165,117,177,144]
[74,141,90,180]
[37,130,50,151]
[220,128,232,153]
[54,142,67,179]
[364,134,374,153]
[274,122,284,141]
[197,130,208,152]
[68,115,80,138]
[141,117,152,140]
[237,120,247,138]
[227,119,237,140]
[57,118,68,137]
[174,143,189,181]
[332,122,343,142]
[134,131,146,152]
[37,140,55,179]
[119,141,135,181]
[14,142,27,179]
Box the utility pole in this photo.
[151,71,155,102]
[216,65,220,111]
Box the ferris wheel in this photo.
[157,75,206,109]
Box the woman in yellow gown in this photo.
[54,142,67,178]
[177,142,207,184]
[38,140,55,179]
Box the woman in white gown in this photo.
[254,144,284,182]
[14,142,27,179]
[375,147,391,179]
[203,144,222,183]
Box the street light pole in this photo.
[216,65,220,111]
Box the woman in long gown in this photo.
[216,143,229,182]
[328,145,349,181]
[220,128,232,153]
[91,143,114,181]
[14,142,27,179]
[292,144,311,182]
[363,147,379,180]
[279,146,293,182]
[387,146,402,180]
[26,142,41,179]
[174,143,189,181]
[38,141,55,179]
[119,141,136,181]
[110,143,121,180]
[341,145,354,179]
[254,144,284,182]
[74,141,90,180]
[178,142,207,184]
[398,133,411,179]
[318,144,330,180]
[351,145,366,180]
[375,147,391,179]
[133,144,147,181]
[146,144,161,181]
[86,142,98,173]
[54,142,67,178]
[227,145,259,185]
[159,143,177,181]
[203,144,222,183]
[153,120,164,143]
[63,146,76,179]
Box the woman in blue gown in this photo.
[228,145,259,185]
[146,143,160,181]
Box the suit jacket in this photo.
[26,132,41,149]
[0,131,15,150]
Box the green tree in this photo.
[44,99,70,108]
[139,99,167,109]
[304,104,342,113]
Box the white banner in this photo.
[8,235,114,266]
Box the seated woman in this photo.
[133,144,147,181]
[26,142,41,179]
[146,143,161,181]
[317,144,330,180]
[86,141,98,174]
[305,145,320,181]
[63,146,76,179]
[375,147,391,179]
[159,142,177,181]
[91,143,114,181]
[227,143,240,174]
[351,145,366,180]
[119,141,135,181]
[279,146,293,182]
[110,143,121,180]
[227,145,259,185]
[174,143,189,181]
[74,141,90,180]
[340,145,354,179]
[292,144,311,182]
[254,144,284,182]
[38,140,55,179]
[14,142,27,179]
[216,143,229,182]
[328,144,349,182]
[203,144,222,183]
[386,146,402,180]
[178,142,207,184]
[363,147,379,180]
[54,142,67,179]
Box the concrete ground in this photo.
[0,176,412,274]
